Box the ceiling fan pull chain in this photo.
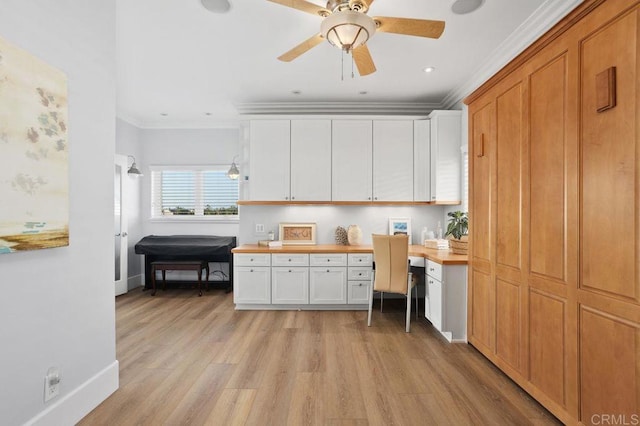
[351,52,355,79]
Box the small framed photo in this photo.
[389,217,412,243]
[279,222,317,245]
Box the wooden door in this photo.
[468,100,495,353]
[578,4,640,422]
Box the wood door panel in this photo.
[580,10,639,301]
[529,54,568,282]
[471,269,494,350]
[496,83,523,271]
[470,102,494,264]
[529,290,566,407]
[580,307,638,424]
[496,279,521,371]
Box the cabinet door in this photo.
[332,120,373,201]
[413,119,431,201]
[309,267,347,304]
[290,120,332,201]
[429,111,461,202]
[234,266,271,304]
[249,120,290,201]
[348,281,370,304]
[427,276,443,331]
[373,120,414,201]
[272,267,309,304]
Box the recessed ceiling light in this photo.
[292,90,302,95]
[205,112,212,116]
[160,113,168,116]
[424,66,436,73]
[200,0,231,13]
[359,91,368,95]
[451,0,484,15]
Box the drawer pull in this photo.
[358,283,363,287]
[327,269,330,272]
[250,258,254,262]
[358,273,363,276]
[429,267,435,272]
[429,279,434,284]
[288,258,292,262]
[288,270,292,273]
[250,269,254,272]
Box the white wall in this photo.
[140,127,241,238]
[116,118,144,287]
[239,204,446,246]
[0,1,117,425]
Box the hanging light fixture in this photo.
[127,155,143,177]
[227,156,240,180]
[320,9,376,53]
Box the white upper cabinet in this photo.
[249,120,291,201]
[332,120,373,201]
[290,120,332,201]
[372,120,414,201]
[429,110,461,202]
[413,119,431,202]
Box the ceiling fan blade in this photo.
[278,34,325,62]
[352,44,376,76]
[374,17,445,39]
[268,0,329,17]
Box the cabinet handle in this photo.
[367,197,371,200]
[358,273,363,276]
[326,269,330,272]
[288,258,292,262]
[250,269,254,272]
[358,283,363,287]
[374,197,378,200]
[285,196,289,200]
[292,196,295,200]
[429,279,434,284]
[289,270,292,273]
[477,133,485,157]
[250,258,254,262]
[429,268,435,272]
[327,259,330,262]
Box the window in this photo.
[150,166,239,220]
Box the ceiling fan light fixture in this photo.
[321,10,376,53]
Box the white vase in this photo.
[347,225,363,245]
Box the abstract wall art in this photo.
[0,35,69,254]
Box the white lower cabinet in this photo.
[234,267,271,304]
[348,281,370,304]
[424,260,467,342]
[347,253,372,304]
[272,267,309,304]
[309,267,347,304]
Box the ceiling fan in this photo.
[269,0,445,76]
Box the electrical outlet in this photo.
[255,224,265,233]
[44,367,60,402]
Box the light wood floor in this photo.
[80,287,561,425]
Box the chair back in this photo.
[372,234,409,294]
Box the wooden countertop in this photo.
[232,244,468,265]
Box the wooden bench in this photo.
[150,260,210,296]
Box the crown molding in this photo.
[440,0,584,109]
[235,101,440,116]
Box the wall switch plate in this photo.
[44,367,61,402]
[255,224,264,233]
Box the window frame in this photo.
[149,164,239,223]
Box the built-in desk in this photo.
[232,244,468,341]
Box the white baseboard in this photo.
[26,360,119,426]
[127,273,143,290]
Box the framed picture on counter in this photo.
[389,217,411,243]
[279,222,317,245]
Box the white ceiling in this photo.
[116,0,582,128]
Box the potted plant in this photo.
[445,211,469,254]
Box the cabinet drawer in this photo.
[235,253,271,267]
[272,253,309,267]
[309,253,347,267]
[348,281,370,304]
[348,253,373,266]
[426,260,442,282]
[348,267,372,281]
